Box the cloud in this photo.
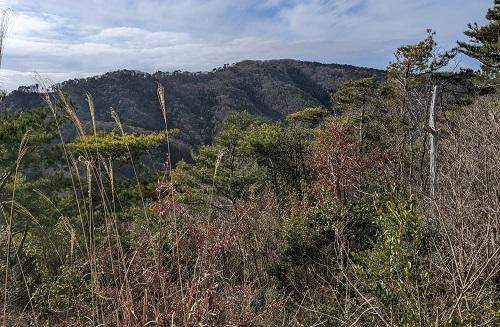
[0,69,97,91]
[9,11,68,39]
[0,0,492,91]
[88,27,191,48]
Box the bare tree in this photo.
[428,85,438,198]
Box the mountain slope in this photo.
[5,59,384,160]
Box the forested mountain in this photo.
[5,60,383,158]
[2,1,498,326]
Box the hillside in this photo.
[2,1,499,326]
[5,59,384,159]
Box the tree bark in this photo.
[428,85,438,199]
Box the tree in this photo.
[0,108,60,196]
[352,194,427,326]
[243,122,310,200]
[387,30,454,116]
[308,118,388,205]
[286,107,329,124]
[380,30,454,192]
[0,107,66,321]
[333,76,376,156]
[67,131,169,161]
[170,112,266,209]
[169,111,313,210]
[458,0,500,83]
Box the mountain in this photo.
[5,59,384,161]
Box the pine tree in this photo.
[0,108,60,196]
[333,76,376,156]
[458,0,500,82]
[379,30,454,192]
[171,112,266,208]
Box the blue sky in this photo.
[0,0,492,91]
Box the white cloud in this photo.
[0,0,18,8]
[0,69,96,91]
[9,11,67,39]
[0,0,493,91]
[88,27,191,48]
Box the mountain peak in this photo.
[5,59,384,161]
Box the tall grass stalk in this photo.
[2,132,28,327]
[156,83,184,309]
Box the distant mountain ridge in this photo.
[5,59,385,160]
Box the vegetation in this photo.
[5,60,384,162]
[1,2,499,326]
[458,0,500,83]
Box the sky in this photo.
[0,0,492,91]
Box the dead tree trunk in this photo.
[428,85,438,199]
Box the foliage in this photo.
[352,194,427,326]
[308,118,388,204]
[5,60,384,159]
[385,29,454,114]
[333,76,375,114]
[333,76,377,155]
[170,112,265,207]
[243,122,311,199]
[170,112,312,208]
[286,107,329,124]
[0,108,60,190]
[2,5,500,325]
[282,201,341,263]
[67,130,172,160]
[458,0,500,83]
[375,30,457,193]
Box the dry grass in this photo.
[1,82,498,326]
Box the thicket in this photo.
[1,2,499,326]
